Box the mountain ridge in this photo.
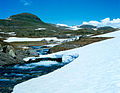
[0,13,117,38]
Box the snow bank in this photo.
[0,32,16,36]
[15,53,79,70]
[62,53,79,63]
[94,30,120,38]
[13,30,120,93]
[4,37,67,42]
[44,44,59,47]
[23,53,79,64]
[92,28,98,31]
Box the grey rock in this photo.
[28,49,39,57]
[0,52,16,66]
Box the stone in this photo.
[9,49,16,58]
[28,49,39,57]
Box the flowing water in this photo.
[0,45,78,93]
[0,61,65,93]
[0,46,65,93]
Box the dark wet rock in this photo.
[15,50,31,64]
[0,43,27,66]
[0,52,16,66]
[27,57,62,63]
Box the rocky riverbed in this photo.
[0,41,76,93]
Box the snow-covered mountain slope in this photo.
[13,30,120,93]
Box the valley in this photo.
[0,13,119,93]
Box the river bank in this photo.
[0,44,79,93]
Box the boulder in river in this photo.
[2,45,16,58]
[0,51,16,66]
[28,49,39,57]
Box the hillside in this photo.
[79,24,97,29]
[0,13,42,26]
[0,13,61,37]
[0,13,117,38]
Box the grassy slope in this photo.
[0,13,61,37]
[50,37,113,53]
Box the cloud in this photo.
[82,18,120,28]
[20,0,32,6]
[83,21,100,26]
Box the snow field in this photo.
[13,30,120,93]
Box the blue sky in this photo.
[0,0,120,25]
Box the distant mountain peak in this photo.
[0,13,47,27]
[9,13,42,21]
[80,25,97,29]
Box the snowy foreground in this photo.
[13,30,120,93]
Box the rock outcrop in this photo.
[0,51,16,66]
[0,41,25,66]
[2,45,16,58]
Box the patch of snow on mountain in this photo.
[35,28,46,30]
[56,24,81,30]
[0,32,5,34]
[68,26,82,30]
[56,24,68,27]
[92,28,98,31]
[6,17,12,20]
[0,32,16,36]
